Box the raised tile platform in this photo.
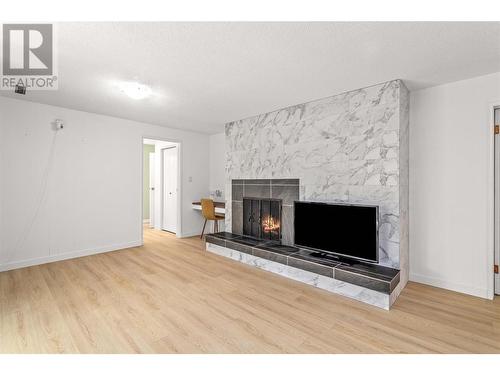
[205,232,401,310]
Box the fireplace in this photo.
[243,197,282,241]
[232,179,299,245]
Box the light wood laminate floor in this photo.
[1,226,499,353]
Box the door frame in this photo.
[149,152,155,228]
[161,145,178,234]
[493,103,500,296]
[488,101,500,298]
[141,136,182,241]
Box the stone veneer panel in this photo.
[224,80,410,300]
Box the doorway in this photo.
[495,107,500,295]
[143,138,181,238]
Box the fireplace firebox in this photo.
[243,197,282,241]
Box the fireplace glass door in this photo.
[243,197,282,241]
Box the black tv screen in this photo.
[294,201,379,263]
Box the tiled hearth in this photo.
[205,232,400,310]
[220,176,402,309]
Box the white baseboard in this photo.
[0,240,143,272]
[143,219,150,224]
[409,272,490,299]
[180,230,202,238]
[180,229,226,238]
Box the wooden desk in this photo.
[192,201,226,215]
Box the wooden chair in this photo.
[200,199,225,238]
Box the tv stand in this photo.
[309,251,340,261]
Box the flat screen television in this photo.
[294,201,379,263]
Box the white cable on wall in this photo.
[4,120,62,264]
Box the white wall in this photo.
[209,132,225,194]
[410,72,500,299]
[0,97,210,271]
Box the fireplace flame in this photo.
[262,215,280,233]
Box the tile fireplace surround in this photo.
[221,79,409,308]
[231,178,299,245]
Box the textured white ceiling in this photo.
[2,22,500,134]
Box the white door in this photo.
[162,146,178,233]
[149,153,155,228]
[495,107,500,295]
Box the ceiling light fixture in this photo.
[118,81,153,100]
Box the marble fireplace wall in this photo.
[397,82,410,289]
[225,80,409,277]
